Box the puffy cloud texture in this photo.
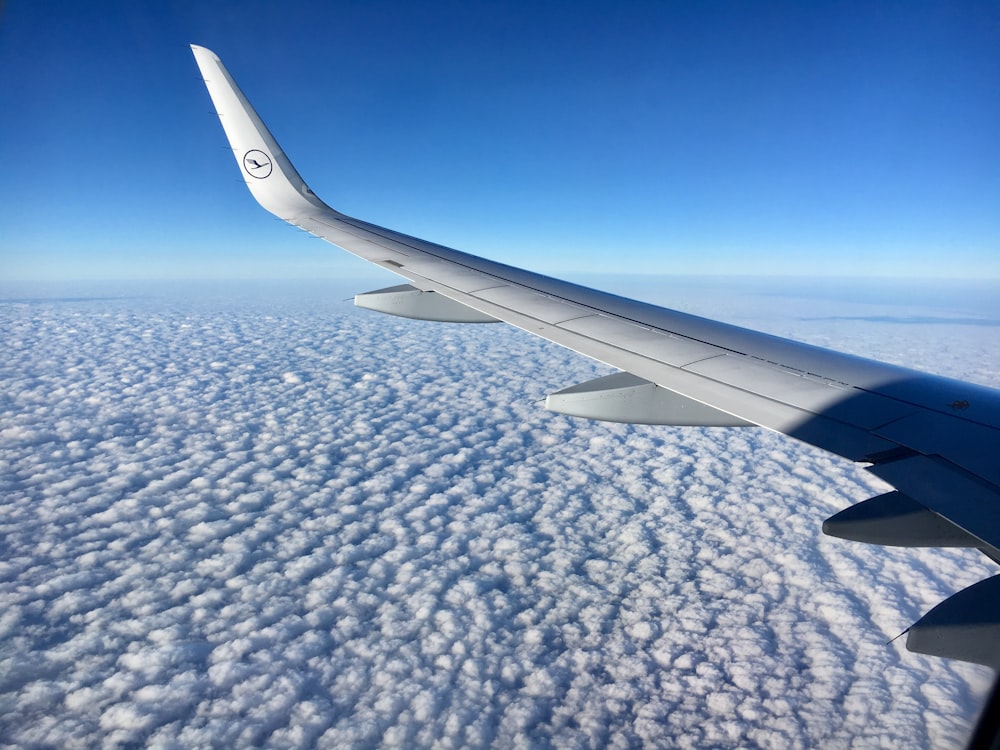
[2,279,998,748]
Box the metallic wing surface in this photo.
[190,45,1000,689]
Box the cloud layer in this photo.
[2,279,997,748]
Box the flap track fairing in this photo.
[545,372,752,426]
[822,491,980,548]
[906,576,1000,668]
[355,284,498,323]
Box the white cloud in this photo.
[1,279,997,748]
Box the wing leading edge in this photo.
[191,46,1000,673]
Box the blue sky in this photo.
[1,1,997,280]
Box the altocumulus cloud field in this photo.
[2,278,998,748]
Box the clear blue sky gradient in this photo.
[1,1,997,280]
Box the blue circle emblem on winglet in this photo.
[243,150,273,179]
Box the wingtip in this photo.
[190,44,218,61]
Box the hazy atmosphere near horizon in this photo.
[3,1,1000,748]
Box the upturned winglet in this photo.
[190,45,332,220]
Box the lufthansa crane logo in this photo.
[243,149,273,179]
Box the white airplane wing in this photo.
[190,44,1000,687]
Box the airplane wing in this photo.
[190,44,1000,682]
